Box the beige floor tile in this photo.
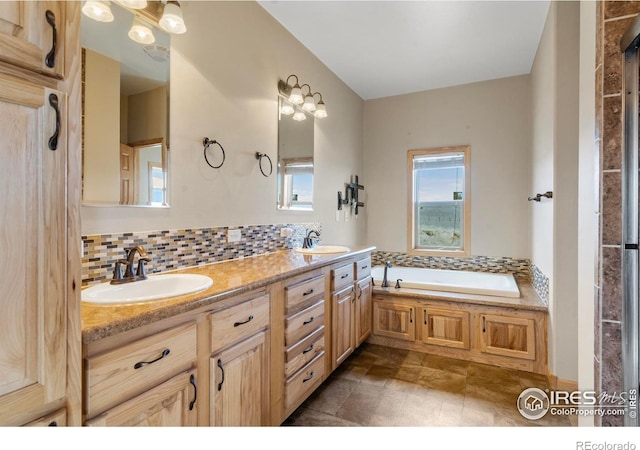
[467,362,520,384]
[417,367,467,394]
[361,364,397,386]
[422,353,469,376]
[284,407,361,426]
[334,382,384,424]
[305,378,359,415]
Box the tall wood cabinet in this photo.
[0,1,81,426]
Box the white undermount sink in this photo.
[81,274,213,305]
[294,245,351,255]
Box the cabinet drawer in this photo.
[285,326,326,378]
[85,323,197,418]
[285,274,325,311]
[331,263,354,291]
[285,301,324,347]
[285,352,325,412]
[355,256,372,281]
[210,294,269,352]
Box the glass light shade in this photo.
[288,84,303,105]
[292,111,307,121]
[314,101,327,118]
[302,94,316,112]
[280,103,295,115]
[159,2,187,34]
[128,17,155,44]
[82,0,114,22]
[118,0,147,8]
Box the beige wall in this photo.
[127,86,168,144]
[363,75,532,258]
[530,1,580,381]
[82,1,365,247]
[83,49,121,204]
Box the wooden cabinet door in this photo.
[85,370,198,426]
[211,332,267,426]
[478,314,536,360]
[0,75,67,425]
[355,277,372,347]
[373,301,415,341]
[419,307,470,349]
[0,1,65,78]
[332,285,355,369]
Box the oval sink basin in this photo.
[82,274,213,305]
[294,245,351,255]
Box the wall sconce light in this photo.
[292,111,307,122]
[278,74,328,119]
[82,0,115,22]
[159,1,187,34]
[118,0,147,8]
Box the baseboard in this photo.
[548,374,578,392]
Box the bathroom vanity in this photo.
[81,247,375,426]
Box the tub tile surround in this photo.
[529,264,550,306]
[595,0,635,427]
[82,222,321,286]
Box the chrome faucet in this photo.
[111,246,151,284]
[381,261,392,288]
[303,230,320,249]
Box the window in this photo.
[408,146,470,256]
[279,157,313,210]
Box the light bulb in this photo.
[128,17,155,44]
[302,94,316,112]
[118,0,147,8]
[314,101,327,118]
[292,111,307,121]
[82,0,114,22]
[159,1,187,34]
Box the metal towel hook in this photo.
[203,138,225,169]
[255,152,273,177]
[528,191,553,202]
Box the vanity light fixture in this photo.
[278,75,328,119]
[128,16,155,44]
[82,0,115,22]
[292,111,307,122]
[159,1,187,34]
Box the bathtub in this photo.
[371,266,520,298]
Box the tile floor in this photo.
[283,343,577,427]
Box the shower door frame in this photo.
[621,19,640,428]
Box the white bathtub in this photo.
[371,266,520,298]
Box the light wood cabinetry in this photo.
[209,291,270,426]
[86,369,197,427]
[25,409,66,427]
[371,294,547,374]
[332,285,355,368]
[354,256,373,346]
[0,1,81,426]
[373,301,416,341]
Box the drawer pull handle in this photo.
[234,314,254,327]
[189,374,197,410]
[303,288,315,296]
[410,309,413,323]
[482,316,486,333]
[48,421,57,427]
[303,316,315,325]
[302,344,315,354]
[341,273,349,279]
[48,93,60,151]
[134,348,170,369]
[424,309,427,325]
[302,371,315,383]
[361,265,368,270]
[217,359,225,391]
[45,10,57,68]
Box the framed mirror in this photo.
[81,2,170,207]
[277,97,314,211]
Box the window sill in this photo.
[408,248,470,258]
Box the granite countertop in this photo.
[372,278,547,312]
[81,245,376,344]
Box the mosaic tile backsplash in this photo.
[372,251,531,280]
[529,264,550,306]
[82,223,321,286]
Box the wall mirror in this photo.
[81,2,170,207]
[277,97,314,211]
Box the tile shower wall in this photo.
[82,223,320,286]
[595,0,632,427]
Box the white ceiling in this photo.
[259,0,550,100]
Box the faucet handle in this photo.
[136,257,151,278]
[111,259,129,282]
